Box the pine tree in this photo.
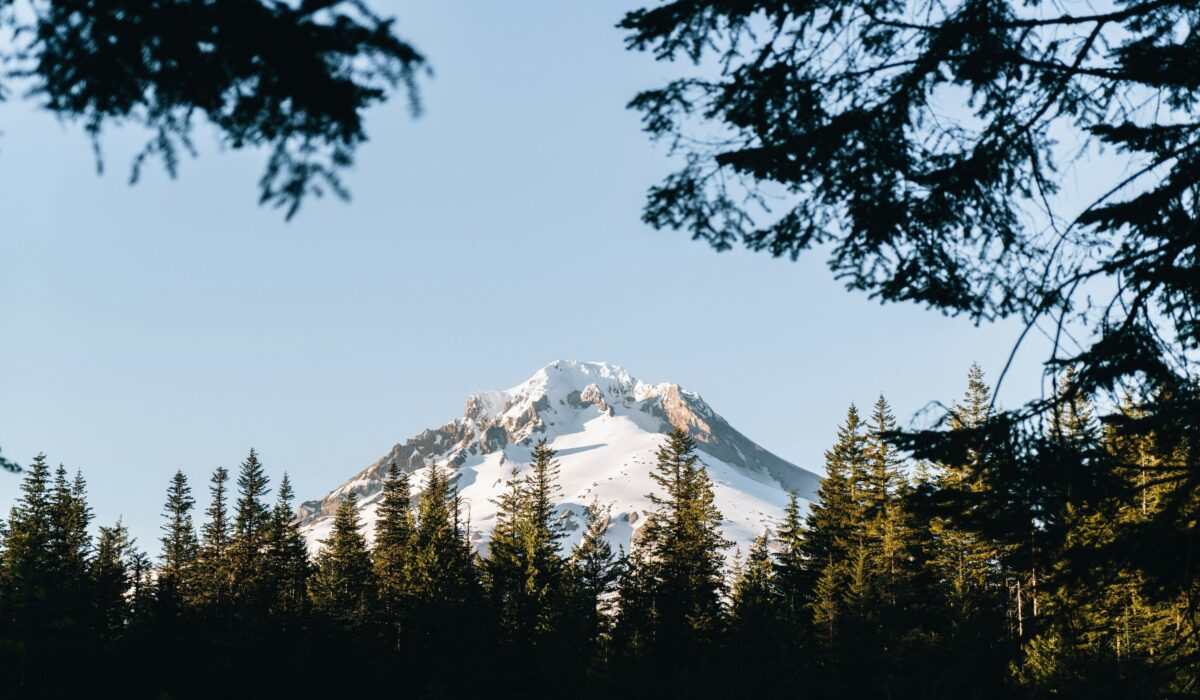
[406,459,484,682]
[486,463,530,640]
[927,365,1003,617]
[773,493,810,647]
[92,520,133,642]
[729,532,778,686]
[801,405,867,648]
[865,396,911,608]
[49,465,92,594]
[46,465,93,649]
[486,439,569,646]
[373,461,414,639]
[569,497,621,645]
[195,466,232,611]
[309,492,377,629]
[633,428,730,667]
[158,470,199,609]
[265,473,310,624]
[921,364,1010,692]
[0,455,55,691]
[229,449,271,617]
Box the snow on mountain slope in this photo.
[298,361,821,556]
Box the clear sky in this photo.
[0,1,1050,551]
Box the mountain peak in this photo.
[298,362,820,556]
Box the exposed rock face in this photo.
[298,361,820,554]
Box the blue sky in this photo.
[0,1,1049,550]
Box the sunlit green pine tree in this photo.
[310,492,377,628]
[229,449,272,618]
[266,473,310,625]
[158,470,199,612]
[195,466,232,611]
[638,427,730,665]
[408,460,483,657]
[568,497,621,656]
[802,405,867,652]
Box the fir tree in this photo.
[265,473,310,624]
[486,439,568,646]
[801,405,867,647]
[729,532,779,688]
[92,520,133,642]
[229,449,271,616]
[373,460,415,637]
[407,459,484,681]
[0,455,55,692]
[310,492,377,629]
[569,497,621,645]
[773,492,810,647]
[195,466,232,612]
[635,428,730,666]
[158,470,199,608]
[486,463,531,640]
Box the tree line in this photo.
[1,365,1196,698]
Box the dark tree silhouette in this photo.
[621,0,1200,669]
[1,0,426,218]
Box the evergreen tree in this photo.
[569,497,621,649]
[407,459,484,686]
[49,465,92,596]
[195,466,232,615]
[92,520,133,642]
[801,405,867,653]
[486,463,531,640]
[265,473,310,625]
[921,364,1010,692]
[486,439,568,647]
[229,449,271,617]
[0,455,55,692]
[631,428,730,669]
[309,492,377,629]
[728,532,779,692]
[158,470,199,608]
[373,461,414,640]
[773,492,810,652]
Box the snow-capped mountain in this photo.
[298,361,820,556]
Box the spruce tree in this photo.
[309,492,377,629]
[92,520,133,642]
[195,466,232,613]
[0,455,55,691]
[635,428,730,667]
[265,473,310,625]
[801,405,867,645]
[407,459,484,681]
[569,497,621,649]
[922,364,1010,692]
[486,463,530,641]
[486,439,568,646]
[729,532,779,689]
[158,470,199,609]
[773,492,810,656]
[229,449,271,617]
[373,461,415,634]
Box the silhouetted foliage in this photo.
[623,2,1200,693]
[0,0,426,218]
